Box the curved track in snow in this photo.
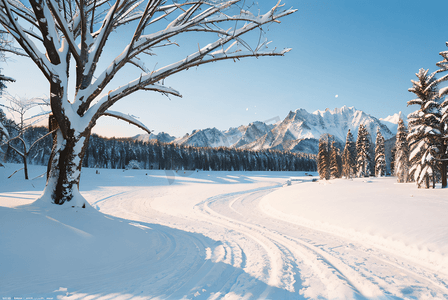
[90,180,448,299]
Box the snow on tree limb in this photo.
[0,74,14,82]
[102,110,152,134]
[46,0,80,62]
[74,1,296,117]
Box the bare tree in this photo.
[0,0,296,206]
[0,93,52,179]
[0,30,27,92]
[0,109,8,165]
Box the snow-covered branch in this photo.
[102,110,152,134]
[76,1,296,117]
[46,0,80,63]
[85,82,182,127]
[29,0,61,65]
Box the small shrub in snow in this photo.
[126,160,142,170]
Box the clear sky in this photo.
[2,0,448,138]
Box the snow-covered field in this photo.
[1,164,448,299]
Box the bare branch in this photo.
[29,128,57,151]
[0,0,52,80]
[6,135,25,157]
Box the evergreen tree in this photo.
[435,46,448,188]
[408,68,443,188]
[342,129,356,179]
[317,136,330,180]
[374,128,386,177]
[394,119,410,183]
[356,124,371,177]
[329,141,341,178]
[440,98,448,186]
[390,146,396,176]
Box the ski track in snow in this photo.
[81,180,448,299]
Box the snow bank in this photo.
[260,177,448,275]
[0,165,160,298]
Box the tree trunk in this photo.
[42,115,91,207]
[441,141,447,189]
[441,161,447,188]
[23,154,28,180]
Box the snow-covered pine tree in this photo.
[407,68,443,188]
[433,45,448,188]
[374,128,386,177]
[0,0,296,206]
[441,98,448,185]
[342,129,356,179]
[329,141,341,179]
[317,137,330,180]
[336,145,343,178]
[394,118,410,183]
[390,146,396,175]
[356,124,371,177]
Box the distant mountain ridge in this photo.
[135,106,401,154]
[134,132,176,144]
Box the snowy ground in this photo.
[1,164,448,299]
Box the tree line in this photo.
[1,116,317,174]
[317,66,448,189]
[317,124,387,180]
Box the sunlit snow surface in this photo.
[1,164,448,299]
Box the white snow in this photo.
[1,164,448,299]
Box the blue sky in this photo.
[2,0,448,138]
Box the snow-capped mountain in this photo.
[134,132,176,144]
[174,127,230,148]
[379,112,406,134]
[236,106,394,153]
[174,121,277,149]
[135,106,401,154]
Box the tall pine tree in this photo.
[394,118,410,183]
[329,141,342,179]
[356,124,371,177]
[317,136,330,180]
[408,68,442,188]
[435,47,448,188]
[374,128,386,177]
[342,129,356,179]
